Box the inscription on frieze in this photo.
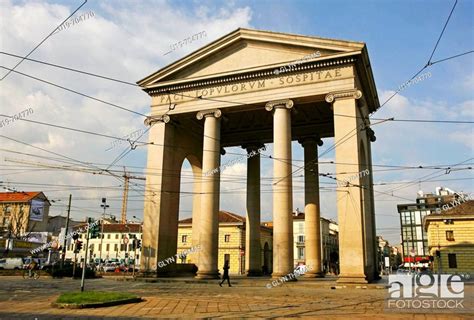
[157,66,350,105]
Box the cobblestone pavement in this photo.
[0,276,472,319]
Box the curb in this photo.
[51,297,143,309]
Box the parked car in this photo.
[102,263,117,272]
[0,257,24,269]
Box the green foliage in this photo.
[56,291,138,304]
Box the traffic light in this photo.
[136,240,141,249]
[75,240,83,253]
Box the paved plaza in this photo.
[0,276,472,319]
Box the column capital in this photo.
[144,114,170,126]
[265,99,294,112]
[298,137,323,147]
[242,143,265,153]
[325,89,362,103]
[196,109,222,120]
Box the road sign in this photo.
[123,237,129,244]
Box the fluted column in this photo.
[266,99,294,278]
[299,137,324,278]
[244,144,264,276]
[195,109,221,279]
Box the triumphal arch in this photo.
[138,28,380,283]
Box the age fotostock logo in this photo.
[387,274,465,312]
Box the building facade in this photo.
[65,223,142,265]
[292,211,339,273]
[424,200,474,274]
[177,211,273,275]
[0,191,50,239]
[397,187,466,263]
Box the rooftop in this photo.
[179,211,245,224]
[0,191,43,203]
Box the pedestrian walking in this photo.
[219,260,231,287]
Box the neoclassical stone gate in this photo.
[138,28,380,283]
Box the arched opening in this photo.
[175,154,202,276]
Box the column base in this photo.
[336,274,368,284]
[271,272,297,281]
[246,270,263,277]
[195,271,220,279]
[304,271,325,278]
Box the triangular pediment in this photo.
[138,28,366,88]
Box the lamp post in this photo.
[99,198,109,269]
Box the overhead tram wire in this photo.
[381,157,474,195]
[0,51,139,87]
[2,18,470,193]
[0,0,88,81]
[0,66,148,118]
[374,0,462,112]
[0,134,160,204]
[2,52,469,125]
[267,0,468,188]
[3,148,472,184]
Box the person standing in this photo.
[219,260,231,287]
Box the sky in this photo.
[0,0,473,245]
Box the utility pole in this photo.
[80,217,91,292]
[121,169,129,224]
[60,194,72,269]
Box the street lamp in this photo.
[99,198,109,268]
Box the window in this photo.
[224,235,230,242]
[120,244,125,251]
[182,235,187,243]
[107,234,111,239]
[298,235,304,243]
[446,230,455,241]
[224,254,230,263]
[98,244,102,251]
[106,244,110,251]
[448,254,457,268]
[298,247,304,259]
[114,244,118,251]
[115,234,119,239]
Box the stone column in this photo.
[195,109,221,279]
[326,89,368,283]
[299,137,324,278]
[265,99,294,278]
[244,144,264,276]
[141,114,180,275]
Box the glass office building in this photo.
[397,188,463,262]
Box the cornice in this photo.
[146,56,357,96]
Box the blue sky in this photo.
[0,0,472,245]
